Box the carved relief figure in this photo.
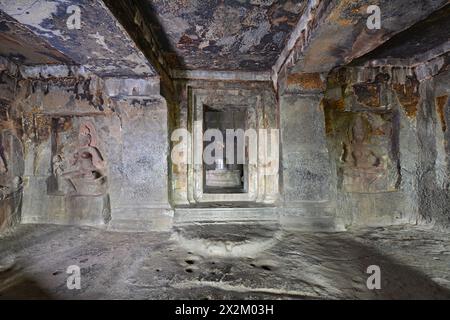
[52,121,107,196]
[47,118,111,226]
[348,116,382,170]
[0,130,23,201]
[0,143,7,175]
[0,130,22,231]
[0,141,8,200]
[341,115,389,192]
[52,154,64,176]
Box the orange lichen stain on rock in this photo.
[436,95,448,132]
[323,99,346,135]
[393,82,419,118]
[33,114,52,142]
[351,6,362,14]
[372,128,385,136]
[323,98,345,111]
[287,73,324,91]
[0,119,15,131]
[60,117,73,132]
[327,0,359,26]
[336,17,353,26]
[323,108,334,136]
[178,34,195,47]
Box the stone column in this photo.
[104,77,173,232]
[279,72,340,230]
[416,68,450,228]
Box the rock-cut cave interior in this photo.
[0,0,449,300]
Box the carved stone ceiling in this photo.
[145,0,306,71]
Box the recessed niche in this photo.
[203,105,246,194]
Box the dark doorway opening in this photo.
[203,106,246,194]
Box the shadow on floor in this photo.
[0,265,54,300]
[276,232,450,299]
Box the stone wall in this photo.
[321,55,449,228]
[1,56,448,233]
[1,63,172,233]
[323,66,413,227]
[415,56,450,230]
[0,58,23,232]
[277,52,449,230]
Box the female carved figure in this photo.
[349,116,381,170]
[0,133,23,200]
[61,122,107,196]
[0,144,7,175]
[341,116,386,192]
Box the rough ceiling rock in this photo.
[0,10,72,65]
[351,4,450,65]
[144,0,307,71]
[0,0,156,77]
[288,0,449,74]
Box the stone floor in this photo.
[0,222,450,299]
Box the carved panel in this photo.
[48,117,107,197]
[327,110,399,193]
[43,116,111,226]
[0,103,24,231]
